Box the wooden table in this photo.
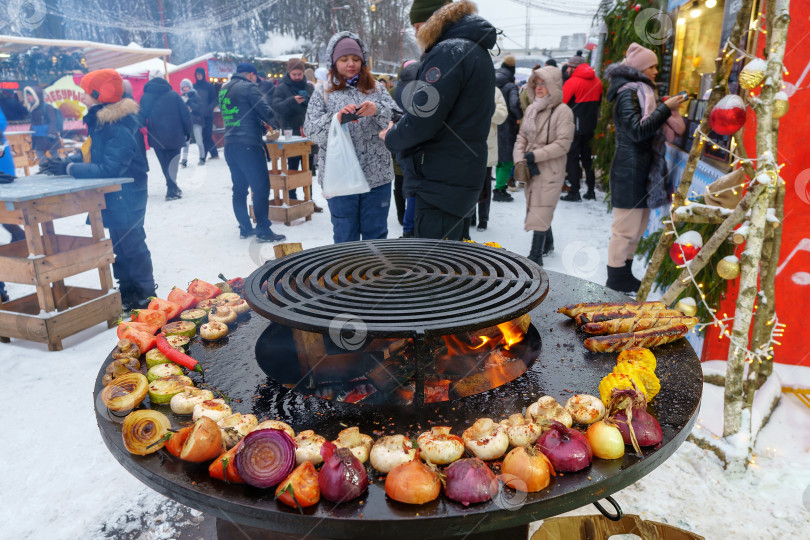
[0,175,130,351]
[261,136,315,226]
[6,131,36,175]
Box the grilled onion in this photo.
[101,372,148,412]
[122,409,171,455]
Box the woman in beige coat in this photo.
[513,66,574,265]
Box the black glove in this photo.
[39,157,70,176]
[525,152,535,164]
[528,161,540,177]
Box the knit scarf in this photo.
[346,74,360,87]
[525,95,553,125]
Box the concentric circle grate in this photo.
[245,239,549,337]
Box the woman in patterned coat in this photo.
[304,31,396,244]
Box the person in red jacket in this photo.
[561,55,603,201]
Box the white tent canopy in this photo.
[0,35,171,71]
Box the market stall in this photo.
[648,0,810,365]
[94,241,702,539]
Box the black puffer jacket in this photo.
[68,98,149,229]
[193,67,217,118]
[272,73,314,134]
[384,0,496,217]
[139,78,191,150]
[182,89,203,125]
[219,73,275,146]
[495,65,522,163]
[605,63,672,209]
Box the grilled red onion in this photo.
[235,428,296,488]
[443,458,498,506]
[319,440,368,503]
[608,388,663,453]
[536,420,592,472]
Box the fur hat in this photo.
[409,0,452,24]
[624,43,658,72]
[180,78,193,91]
[286,58,306,73]
[80,69,124,104]
[502,55,516,67]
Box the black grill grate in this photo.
[245,239,549,337]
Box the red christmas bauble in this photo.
[669,231,703,265]
[709,94,746,136]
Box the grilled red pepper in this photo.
[218,274,244,296]
[156,333,203,372]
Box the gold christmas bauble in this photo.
[717,256,741,280]
[674,297,698,317]
[773,97,789,119]
[739,59,767,89]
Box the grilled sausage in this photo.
[582,316,698,335]
[558,301,666,318]
[584,324,689,352]
[575,308,683,325]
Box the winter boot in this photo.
[606,265,639,295]
[493,189,514,202]
[477,221,487,232]
[624,259,642,290]
[528,231,546,266]
[560,191,582,202]
[583,190,596,200]
[543,227,554,256]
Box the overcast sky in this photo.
[475,0,600,50]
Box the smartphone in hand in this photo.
[298,90,307,98]
[340,112,359,124]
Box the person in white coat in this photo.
[473,87,508,232]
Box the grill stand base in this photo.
[216,517,529,540]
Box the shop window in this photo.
[669,0,726,98]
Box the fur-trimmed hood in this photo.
[605,62,655,102]
[416,0,496,53]
[527,66,564,108]
[325,31,370,71]
[23,85,43,112]
[93,98,139,126]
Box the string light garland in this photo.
[667,200,785,365]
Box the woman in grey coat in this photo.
[304,32,396,244]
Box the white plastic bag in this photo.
[321,113,369,199]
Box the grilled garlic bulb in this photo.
[252,420,295,439]
[417,426,464,465]
[500,413,542,447]
[333,426,373,463]
[462,418,509,461]
[525,395,573,429]
[217,412,258,448]
[564,394,605,425]
[369,435,416,473]
[294,430,326,465]
[170,387,215,415]
[192,399,232,423]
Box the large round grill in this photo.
[245,239,549,337]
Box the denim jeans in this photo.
[225,143,271,235]
[326,182,391,244]
[403,196,416,234]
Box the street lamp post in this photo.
[331,0,351,34]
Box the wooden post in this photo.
[723,0,790,440]
[637,0,756,301]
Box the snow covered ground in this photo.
[2,152,809,539]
